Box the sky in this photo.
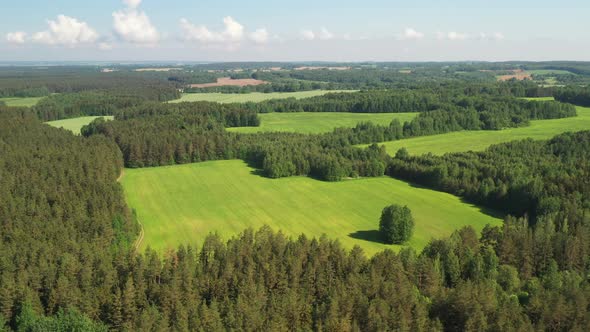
[1,0,589,62]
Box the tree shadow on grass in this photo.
[348,230,387,244]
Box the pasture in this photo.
[229,112,418,134]
[0,96,45,107]
[188,77,268,88]
[371,104,590,156]
[46,116,114,134]
[122,160,501,255]
[170,90,354,103]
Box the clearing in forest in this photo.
[170,90,354,103]
[46,116,114,134]
[229,112,417,134]
[370,103,590,156]
[122,160,501,255]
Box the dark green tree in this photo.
[379,204,415,244]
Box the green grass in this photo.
[122,160,501,255]
[369,104,590,156]
[170,90,355,103]
[0,96,45,107]
[528,69,575,76]
[46,116,114,134]
[229,112,418,134]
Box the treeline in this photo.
[242,90,572,118]
[389,131,590,227]
[0,66,181,98]
[554,86,590,107]
[81,96,575,183]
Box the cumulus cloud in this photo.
[300,29,315,40]
[479,32,505,41]
[249,28,269,44]
[113,1,159,44]
[318,27,334,40]
[399,28,424,40]
[181,16,270,46]
[31,15,98,46]
[98,42,114,50]
[437,31,469,41]
[6,31,27,44]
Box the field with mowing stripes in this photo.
[229,112,418,134]
[170,90,354,103]
[371,103,590,156]
[122,160,501,255]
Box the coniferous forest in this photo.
[0,63,589,331]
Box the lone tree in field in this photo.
[379,204,414,244]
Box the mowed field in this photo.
[371,103,590,156]
[122,160,501,255]
[229,112,418,134]
[170,90,354,103]
[0,96,45,107]
[46,116,114,134]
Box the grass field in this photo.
[527,69,575,75]
[0,96,45,107]
[370,104,590,156]
[122,160,501,255]
[46,116,114,134]
[229,112,418,134]
[170,90,354,103]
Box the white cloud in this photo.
[437,31,469,41]
[98,42,113,50]
[31,15,98,46]
[123,0,142,9]
[318,27,334,40]
[113,6,159,44]
[300,29,316,40]
[249,28,269,44]
[180,16,245,43]
[6,31,27,44]
[400,28,424,40]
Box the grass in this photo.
[369,103,590,156]
[0,96,45,107]
[121,160,501,255]
[170,90,355,104]
[229,112,418,134]
[46,116,114,134]
[527,69,575,75]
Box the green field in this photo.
[527,69,575,75]
[229,112,418,134]
[0,96,45,107]
[46,116,114,134]
[122,160,501,255]
[371,105,590,156]
[170,90,354,103]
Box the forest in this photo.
[1,62,590,331]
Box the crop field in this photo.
[46,116,114,134]
[122,160,501,255]
[0,96,45,107]
[170,90,354,103]
[229,112,418,134]
[371,104,590,156]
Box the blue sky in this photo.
[1,0,589,61]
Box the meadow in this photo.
[46,116,114,134]
[122,160,501,255]
[371,104,590,156]
[0,96,45,107]
[170,90,354,103]
[229,112,418,134]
